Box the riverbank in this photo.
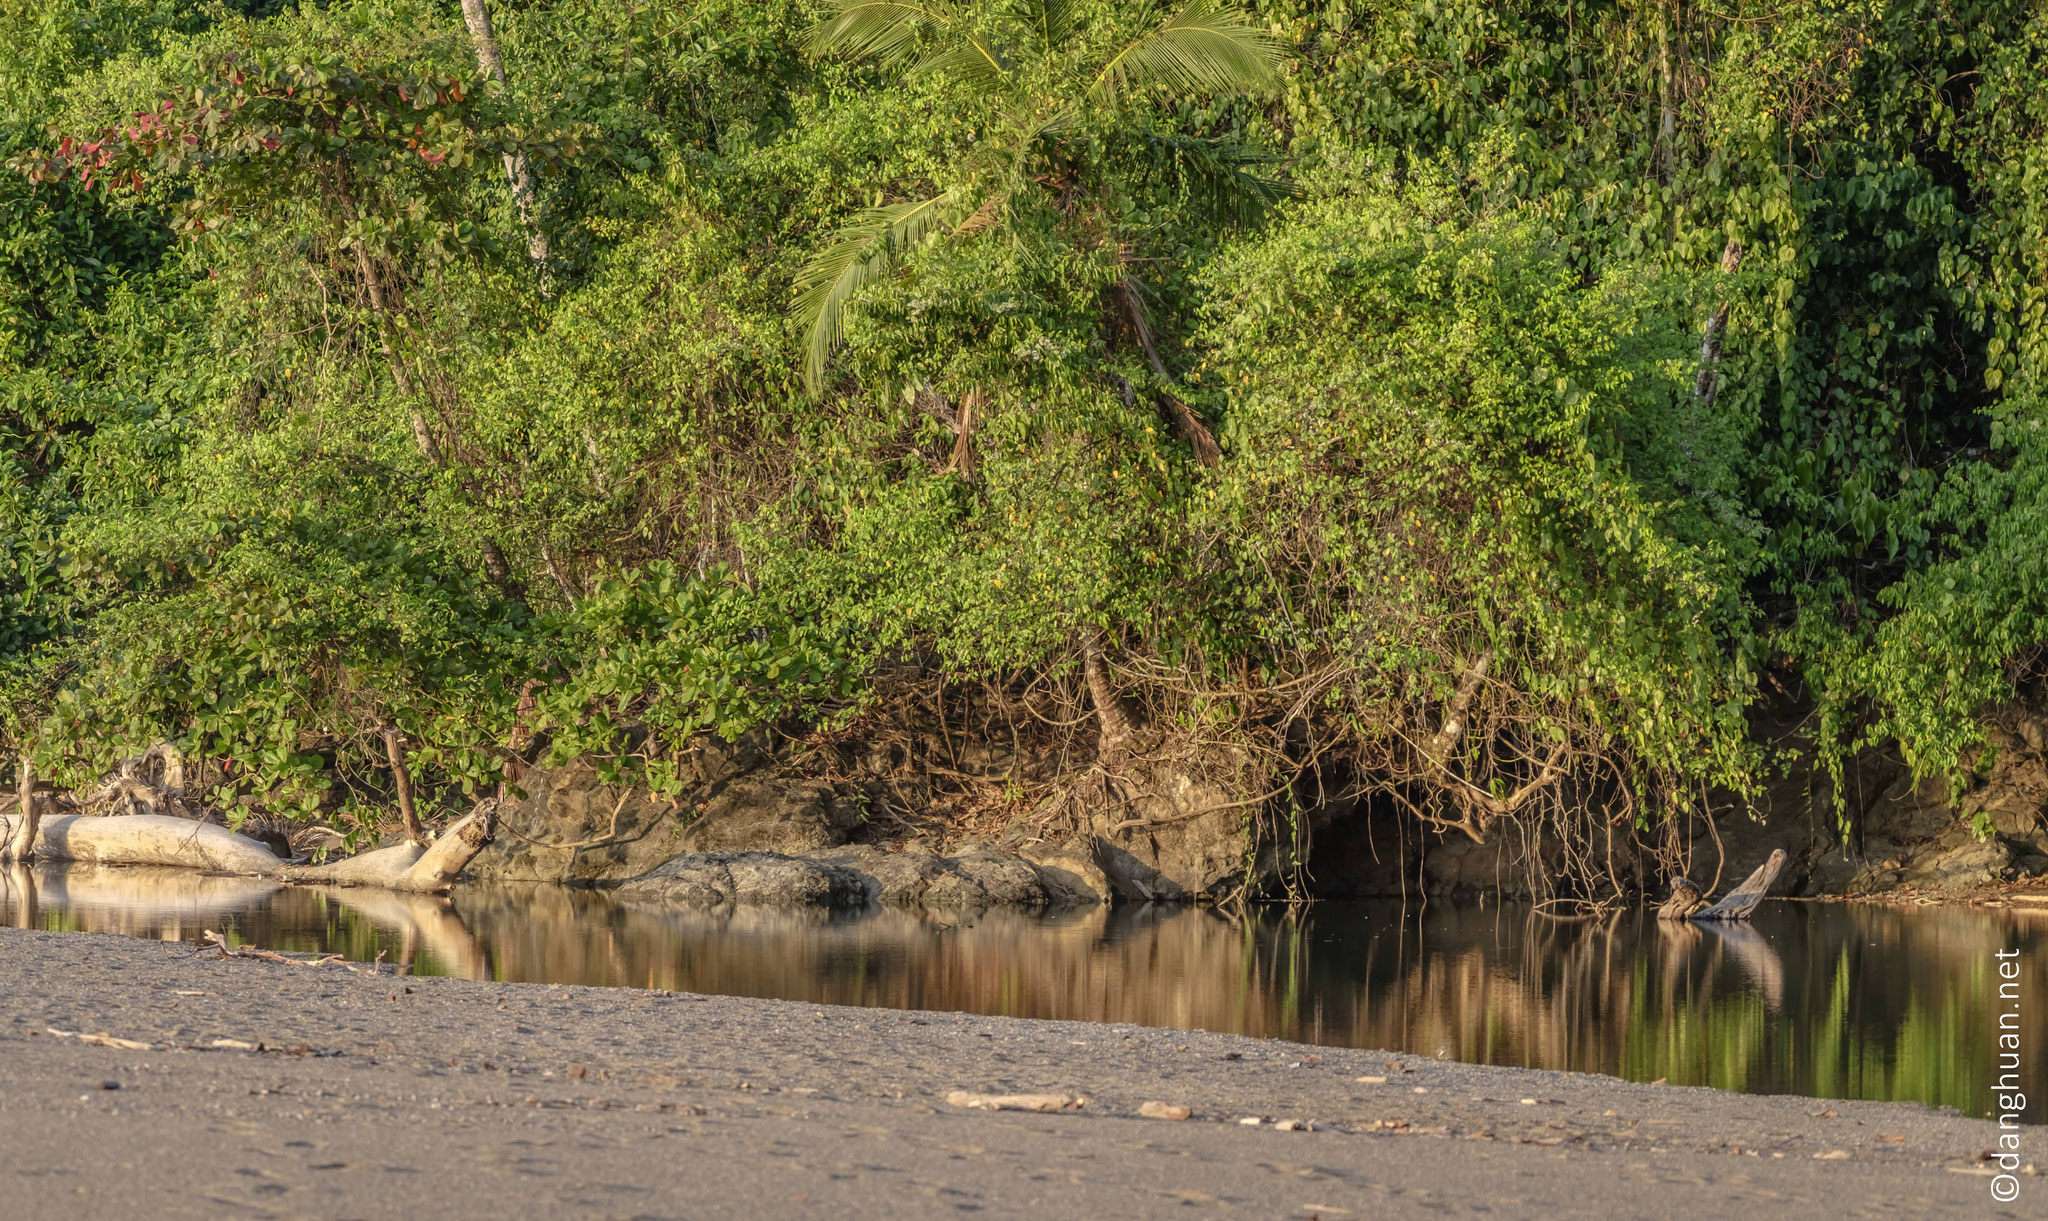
[0,928,2027,1219]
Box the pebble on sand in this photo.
[1139,1101,1192,1121]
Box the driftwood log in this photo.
[279,806,497,893]
[0,805,496,894]
[2,737,499,892]
[1657,848,1787,922]
[0,813,285,873]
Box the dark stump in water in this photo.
[1657,849,1788,922]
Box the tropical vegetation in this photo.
[2,0,2043,871]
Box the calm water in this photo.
[4,862,2041,1122]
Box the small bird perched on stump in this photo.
[1656,848,1789,922]
[1657,876,1709,920]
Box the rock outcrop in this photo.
[465,724,1256,907]
[469,731,864,886]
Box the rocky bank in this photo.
[450,701,2048,911]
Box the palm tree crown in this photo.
[796,0,1283,395]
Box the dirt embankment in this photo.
[462,702,2048,910]
[0,928,2028,1219]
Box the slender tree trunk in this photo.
[459,0,549,271]
[1081,628,1137,762]
[381,726,428,846]
[346,232,444,466]
[1423,650,1494,768]
[3,757,39,862]
[1114,277,1221,467]
[1655,14,1678,186]
[948,386,981,480]
[1695,238,1745,407]
[500,679,539,805]
[540,541,579,607]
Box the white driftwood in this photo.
[0,813,286,873]
[278,806,495,893]
[279,841,426,887]
[0,792,493,892]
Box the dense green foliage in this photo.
[2,0,2043,846]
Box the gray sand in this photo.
[0,928,2028,1218]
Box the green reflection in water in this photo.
[5,862,2040,1121]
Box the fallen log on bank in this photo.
[0,812,288,873]
[0,805,497,894]
[278,807,496,893]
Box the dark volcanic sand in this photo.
[0,928,2029,1219]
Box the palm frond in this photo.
[810,0,1007,87]
[1090,0,1283,106]
[795,192,963,395]
[809,0,948,64]
[1135,130,1295,224]
[1018,0,1080,60]
[911,35,1012,90]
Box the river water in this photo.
[3,863,2040,1122]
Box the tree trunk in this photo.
[346,238,444,465]
[1081,628,1137,762]
[1694,238,1745,407]
[949,386,981,480]
[0,805,494,893]
[501,679,539,804]
[2,757,40,862]
[1422,650,1494,767]
[540,541,579,607]
[459,0,549,271]
[1114,277,1221,466]
[402,803,499,891]
[1655,14,1678,186]
[381,726,427,846]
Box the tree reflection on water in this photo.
[5,863,2040,1121]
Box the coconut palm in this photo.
[795,0,1284,459]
